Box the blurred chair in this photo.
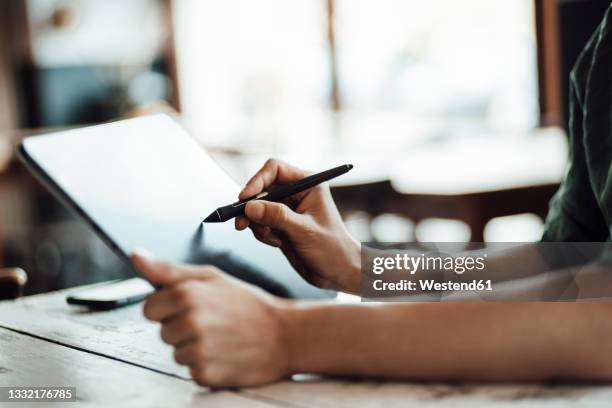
[0,268,27,300]
[0,137,11,173]
[332,128,567,242]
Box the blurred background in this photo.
[0,0,609,295]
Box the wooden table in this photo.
[1,286,612,407]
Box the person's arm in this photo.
[280,300,612,382]
[132,253,612,387]
[285,263,612,380]
[235,159,552,295]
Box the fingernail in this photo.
[132,248,155,263]
[246,201,265,220]
[236,216,247,229]
[239,187,251,198]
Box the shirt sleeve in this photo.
[541,28,609,244]
[536,14,612,269]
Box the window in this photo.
[173,0,538,146]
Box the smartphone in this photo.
[66,278,155,310]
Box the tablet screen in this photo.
[20,115,332,299]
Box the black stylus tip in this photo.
[203,211,221,223]
[347,164,353,170]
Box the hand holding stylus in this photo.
[235,159,362,293]
[205,164,352,223]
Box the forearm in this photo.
[279,301,612,381]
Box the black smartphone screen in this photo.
[66,278,154,310]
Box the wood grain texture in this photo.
[0,327,278,408]
[0,285,189,378]
[246,377,612,408]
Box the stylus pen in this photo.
[203,164,353,223]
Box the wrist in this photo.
[274,301,385,378]
[275,300,306,376]
[338,234,362,294]
[274,300,332,376]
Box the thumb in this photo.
[245,200,306,235]
[131,249,219,286]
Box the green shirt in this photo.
[542,4,612,246]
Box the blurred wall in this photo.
[0,3,23,133]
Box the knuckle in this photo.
[202,265,222,278]
[168,264,190,282]
[172,348,181,360]
[156,262,174,278]
[195,346,207,361]
[172,283,198,308]
[173,348,186,364]
[271,205,287,225]
[190,367,208,386]
[142,299,156,320]
[175,343,207,366]
[201,366,225,386]
[183,312,202,332]
[264,158,278,168]
[160,325,174,344]
[192,340,208,361]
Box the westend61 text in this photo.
[372,279,493,292]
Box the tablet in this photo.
[18,114,332,299]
